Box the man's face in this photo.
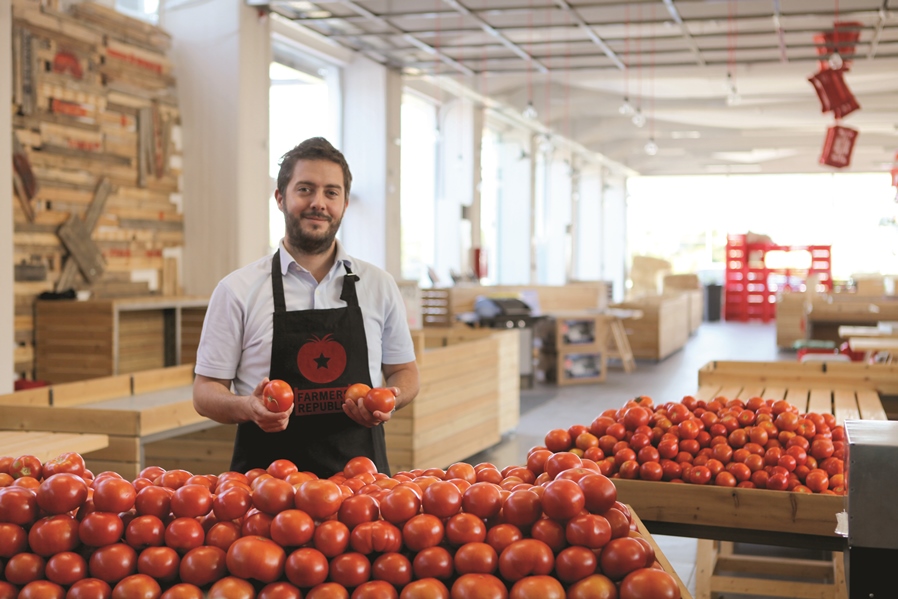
[276,159,347,255]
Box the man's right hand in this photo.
[249,378,291,432]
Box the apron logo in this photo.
[296,334,348,384]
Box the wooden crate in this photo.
[808,297,898,343]
[384,328,524,473]
[776,292,810,349]
[612,294,690,360]
[630,509,694,599]
[144,424,236,475]
[537,312,609,385]
[35,296,207,383]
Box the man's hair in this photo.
[277,137,352,199]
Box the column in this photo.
[1,3,13,392]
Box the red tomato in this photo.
[502,490,542,528]
[269,508,314,548]
[565,513,612,549]
[204,521,240,553]
[345,383,372,403]
[9,455,41,480]
[93,478,136,513]
[170,484,213,518]
[312,519,350,557]
[257,582,302,599]
[420,480,460,518]
[36,473,88,515]
[541,479,585,520]
[207,577,256,599]
[211,486,250,520]
[329,552,371,587]
[350,520,403,555]
[461,482,502,520]
[67,578,113,599]
[137,546,180,583]
[445,512,487,547]
[164,517,205,554]
[451,573,508,599]
[285,547,329,588]
[296,479,344,520]
[159,583,204,599]
[44,452,87,478]
[352,580,399,599]
[454,541,498,574]
[486,523,523,555]
[18,580,65,599]
[134,486,173,518]
[306,582,350,599]
[529,519,566,554]
[226,535,286,583]
[619,567,680,599]
[263,379,295,413]
[5,552,45,585]
[80,511,125,547]
[363,388,396,414]
[254,477,296,515]
[112,574,162,599]
[402,513,444,552]
[29,514,80,556]
[413,546,454,580]
[89,543,138,585]
[544,429,572,452]
[160,469,193,490]
[509,575,565,599]
[45,551,88,586]
[371,552,412,586]
[0,486,39,527]
[337,494,380,529]
[398,578,448,599]
[0,522,27,557]
[498,539,554,582]
[125,515,165,550]
[600,537,649,580]
[554,546,597,583]
[179,545,227,587]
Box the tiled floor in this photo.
[468,319,791,597]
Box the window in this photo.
[115,0,159,23]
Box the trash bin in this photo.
[705,284,722,322]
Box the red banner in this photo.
[808,68,860,119]
[819,125,859,169]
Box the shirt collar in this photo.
[278,239,352,277]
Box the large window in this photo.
[399,93,438,285]
[268,62,332,250]
[627,173,898,281]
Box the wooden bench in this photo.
[0,364,225,478]
[0,431,109,463]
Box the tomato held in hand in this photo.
[345,383,372,402]
[363,388,396,414]
[263,380,294,413]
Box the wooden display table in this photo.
[612,294,691,360]
[847,337,898,363]
[0,431,109,463]
[0,364,220,478]
[630,508,694,599]
[35,295,208,383]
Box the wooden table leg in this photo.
[694,539,717,599]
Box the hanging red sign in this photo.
[808,68,860,119]
[819,125,859,169]
[890,152,898,187]
[814,21,862,70]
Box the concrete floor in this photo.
[467,320,796,597]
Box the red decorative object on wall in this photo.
[808,68,860,119]
[819,125,859,168]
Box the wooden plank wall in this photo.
[11,0,183,379]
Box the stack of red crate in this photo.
[724,234,833,322]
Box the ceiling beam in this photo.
[661,0,706,67]
[772,0,788,63]
[868,2,889,59]
[550,0,625,70]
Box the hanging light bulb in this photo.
[538,134,555,156]
[619,97,635,116]
[522,101,538,120]
[631,109,646,128]
[644,138,658,156]
[726,89,741,106]
[828,52,844,70]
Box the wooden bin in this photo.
[384,327,519,473]
[537,312,609,385]
[612,294,690,360]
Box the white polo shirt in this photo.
[195,240,416,397]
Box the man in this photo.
[193,137,419,477]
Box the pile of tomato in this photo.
[537,395,846,494]
[0,450,682,598]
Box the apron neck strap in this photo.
[340,263,360,307]
[272,251,360,311]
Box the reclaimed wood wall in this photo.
[10,0,184,379]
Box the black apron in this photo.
[229,251,390,478]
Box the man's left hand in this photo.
[343,387,399,428]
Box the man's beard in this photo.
[285,210,342,255]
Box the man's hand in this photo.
[249,378,292,432]
[343,386,400,428]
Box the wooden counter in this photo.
[612,293,691,360]
[35,295,208,383]
[0,432,109,463]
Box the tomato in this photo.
[398,578,449,599]
[350,520,403,555]
[263,379,295,413]
[350,580,398,599]
[9,455,41,480]
[286,547,329,588]
[297,334,347,383]
[0,582,14,599]
[445,512,487,546]
[498,539,554,582]
[89,543,137,585]
[412,546,454,580]
[126,515,165,550]
[502,490,541,528]
[207,577,256,599]
[0,486,39,526]
[329,552,370,587]
[137,546,180,583]
[227,535,286,583]
[314,519,350,557]
[160,470,193,490]
[554,545,597,583]
[18,580,64,599]
[179,545,227,587]
[212,486,250,521]
[402,513,444,551]
[93,478,136,513]
[541,479,585,520]
[619,567,680,599]
[29,514,80,556]
[421,480,461,518]
[270,508,315,548]
[545,453,582,480]
[0,522,27,557]
[363,388,395,414]
[450,573,508,599]
[205,521,241,553]
[168,484,212,518]
[67,579,113,599]
[306,582,350,599]
[454,541,498,574]
[530,518,567,553]
[45,551,88,586]
[565,513,612,549]
[134,486,173,518]
[544,429,572,452]
[254,477,296,515]
[159,583,204,599]
[460,482,501,520]
[345,383,372,404]
[111,574,161,599]
[371,552,412,586]
[296,479,344,520]
[486,523,523,555]
[35,473,87,514]
[380,486,421,525]
[79,511,124,547]
[338,494,380,529]
[599,537,648,580]
[508,575,564,599]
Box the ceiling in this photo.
[255,0,898,176]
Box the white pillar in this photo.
[340,56,402,277]
[163,0,271,295]
[1,2,13,392]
